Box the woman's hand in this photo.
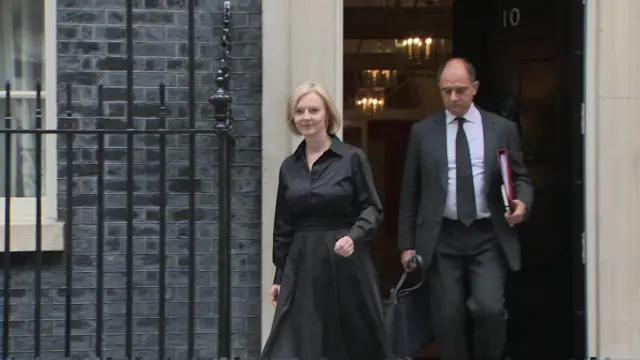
[334,236,355,257]
[269,284,281,306]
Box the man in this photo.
[397,58,534,360]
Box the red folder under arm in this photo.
[497,149,515,213]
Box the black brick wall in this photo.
[1,0,262,359]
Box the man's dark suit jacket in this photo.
[397,109,534,271]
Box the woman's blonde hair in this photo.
[286,80,342,136]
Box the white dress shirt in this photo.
[443,103,491,220]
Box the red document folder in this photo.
[496,149,515,213]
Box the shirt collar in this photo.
[294,134,347,159]
[445,103,480,125]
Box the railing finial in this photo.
[210,0,233,129]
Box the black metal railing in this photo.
[210,2,234,359]
[0,0,235,359]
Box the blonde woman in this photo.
[261,81,393,360]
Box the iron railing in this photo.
[0,0,236,359]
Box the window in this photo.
[344,0,452,8]
[0,0,62,251]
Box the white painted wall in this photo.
[584,0,640,357]
[261,0,343,347]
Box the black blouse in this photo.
[272,136,383,284]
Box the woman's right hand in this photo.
[269,285,281,306]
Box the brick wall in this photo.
[1,0,262,359]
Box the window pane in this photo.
[0,98,46,198]
[344,0,452,7]
[0,0,45,91]
[344,39,397,54]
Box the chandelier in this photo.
[395,36,435,64]
[361,69,398,88]
[354,88,385,116]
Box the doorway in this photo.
[342,0,585,358]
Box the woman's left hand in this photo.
[334,236,355,257]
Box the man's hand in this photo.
[269,284,281,306]
[334,236,355,257]
[505,199,527,226]
[401,249,417,271]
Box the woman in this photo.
[261,81,393,360]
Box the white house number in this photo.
[502,8,521,28]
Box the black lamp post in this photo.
[209,1,233,359]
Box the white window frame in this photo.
[0,0,63,252]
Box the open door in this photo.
[453,0,585,358]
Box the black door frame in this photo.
[568,0,586,357]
